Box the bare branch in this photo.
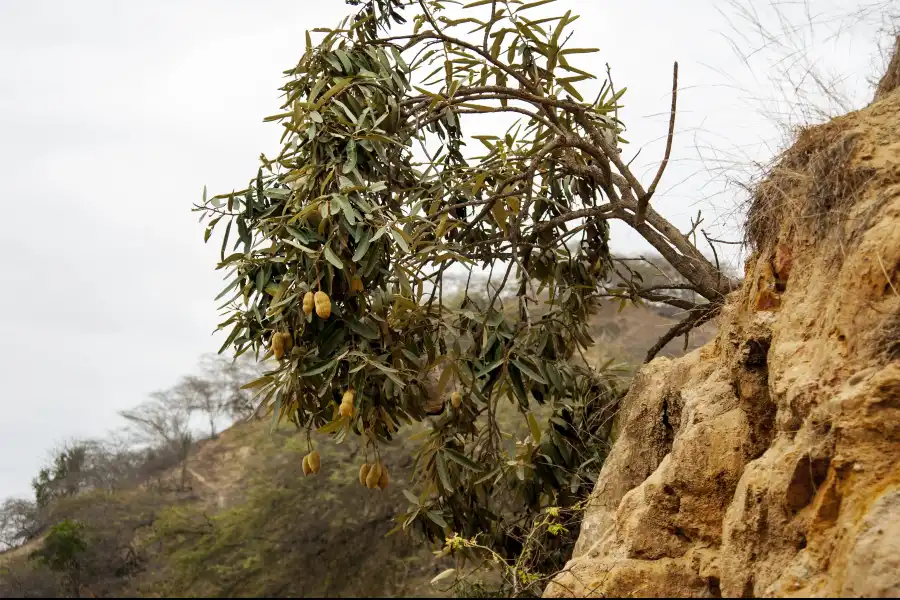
[638,61,679,224]
[645,304,720,363]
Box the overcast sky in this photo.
[0,0,889,500]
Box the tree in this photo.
[174,375,224,439]
[196,0,732,567]
[0,498,39,551]
[119,392,194,491]
[197,352,268,421]
[29,519,87,598]
[32,441,92,510]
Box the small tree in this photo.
[174,375,224,439]
[0,498,40,551]
[199,353,268,421]
[197,0,734,564]
[32,441,93,510]
[119,393,194,491]
[30,519,87,598]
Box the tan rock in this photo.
[545,75,900,598]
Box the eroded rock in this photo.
[545,66,900,599]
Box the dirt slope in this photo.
[545,66,900,597]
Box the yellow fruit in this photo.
[350,276,364,293]
[314,291,331,319]
[377,466,389,490]
[271,332,285,360]
[308,451,321,473]
[339,401,353,418]
[450,391,462,409]
[302,291,315,316]
[281,331,293,353]
[365,462,382,489]
[342,389,355,405]
[359,463,371,486]
[302,455,311,475]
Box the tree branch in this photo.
[645,303,719,363]
[637,61,679,224]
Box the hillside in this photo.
[0,302,710,598]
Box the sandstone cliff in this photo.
[545,56,900,598]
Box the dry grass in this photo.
[745,119,877,253]
[871,311,900,362]
[875,35,900,101]
[866,251,900,364]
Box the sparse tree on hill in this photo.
[0,498,39,551]
[119,392,194,491]
[197,352,268,421]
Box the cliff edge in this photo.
[545,56,900,598]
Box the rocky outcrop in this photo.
[546,68,900,597]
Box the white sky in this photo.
[0,0,890,499]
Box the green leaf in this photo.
[436,452,452,491]
[425,511,448,528]
[342,139,357,174]
[517,0,556,11]
[346,317,379,340]
[402,489,420,506]
[334,49,352,72]
[240,375,273,390]
[352,232,371,262]
[317,416,348,434]
[324,245,344,269]
[546,362,564,391]
[476,353,504,377]
[512,359,547,384]
[527,411,542,444]
[314,78,352,109]
[559,47,600,55]
[558,78,584,101]
[298,359,337,377]
[309,110,324,123]
[443,448,483,472]
[390,228,410,253]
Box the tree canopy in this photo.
[197,0,734,567]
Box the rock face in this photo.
[545,73,900,596]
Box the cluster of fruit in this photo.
[301,450,321,475]
[271,331,294,360]
[302,290,332,319]
[359,462,389,490]
[339,389,355,417]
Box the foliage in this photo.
[197,0,733,571]
[33,446,88,510]
[140,421,447,598]
[29,519,86,596]
[434,502,587,598]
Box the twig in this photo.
[703,235,744,244]
[637,61,679,224]
[702,229,722,291]
[483,0,498,54]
